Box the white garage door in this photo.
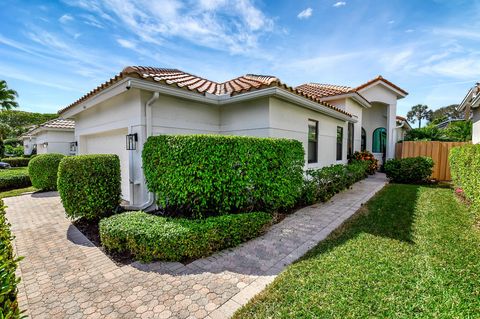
[83,128,130,202]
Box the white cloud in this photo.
[59,14,74,23]
[64,0,275,55]
[382,49,413,72]
[116,38,136,49]
[405,29,415,33]
[333,2,346,7]
[388,20,395,24]
[297,8,313,19]
[419,56,480,79]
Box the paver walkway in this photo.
[6,173,387,319]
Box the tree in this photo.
[0,110,57,138]
[0,80,19,110]
[430,104,463,125]
[406,104,433,128]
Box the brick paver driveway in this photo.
[6,174,387,318]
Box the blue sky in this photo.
[1,0,479,116]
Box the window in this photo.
[336,126,343,161]
[372,127,387,153]
[308,120,318,163]
[347,123,354,158]
[361,127,366,151]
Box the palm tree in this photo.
[0,80,19,110]
[406,104,433,128]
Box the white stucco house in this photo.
[458,82,480,143]
[58,66,407,209]
[20,118,76,156]
[394,115,412,142]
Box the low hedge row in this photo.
[0,200,21,318]
[450,144,480,208]
[1,157,29,167]
[0,168,31,191]
[28,154,65,190]
[99,211,272,261]
[58,154,121,220]
[142,135,304,217]
[384,157,434,183]
[301,161,369,205]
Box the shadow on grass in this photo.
[300,184,422,261]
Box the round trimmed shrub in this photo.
[384,156,434,184]
[57,154,121,220]
[28,153,65,190]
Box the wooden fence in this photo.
[395,141,469,181]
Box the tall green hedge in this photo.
[0,168,31,191]
[28,153,65,190]
[450,144,480,208]
[0,200,22,318]
[142,135,304,217]
[1,157,29,167]
[57,154,121,220]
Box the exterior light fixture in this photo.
[126,133,138,150]
[43,142,48,148]
[70,141,78,153]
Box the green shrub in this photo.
[384,157,434,183]
[99,211,272,261]
[4,145,23,157]
[349,151,378,174]
[300,162,369,205]
[28,153,64,190]
[0,200,22,318]
[0,168,31,191]
[142,135,304,217]
[1,157,29,167]
[450,144,480,208]
[58,154,121,220]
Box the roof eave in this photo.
[319,92,371,108]
[357,80,408,99]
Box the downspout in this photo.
[124,91,160,211]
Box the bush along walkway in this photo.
[5,174,386,319]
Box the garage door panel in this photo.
[83,128,130,201]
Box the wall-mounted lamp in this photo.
[126,133,138,150]
[43,142,48,148]
[70,141,78,153]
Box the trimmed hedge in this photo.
[142,135,304,217]
[99,211,272,261]
[0,200,22,318]
[0,168,31,191]
[28,153,65,190]
[1,157,29,167]
[384,157,434,183]
[301,161,370,205]
[450,144,480,208]
[58,154,121,220]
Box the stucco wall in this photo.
[268,97,348,168]
[35,130,74,155]
[473,108,480,144]
[362,103,387,152]
[22,137,36,155]
[220,98,270,137]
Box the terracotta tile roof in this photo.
[296,75,408,100]
[355,75,408,96]
[396,115,407,121]
[58,66,352,118]
[20,118,74,138]
[296,83,355,98]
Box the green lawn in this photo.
[0,186,36,199]
[0,167,33,196]
[234,184,480,318]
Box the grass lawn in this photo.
[234,184,480,318]
[0,186,36,199]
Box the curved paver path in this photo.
[6,174,387,318]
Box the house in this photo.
[458,82,480,143]
[58,66,407,209]
[296,76,408,162]
[394,115,411,142]
[20,118,76,156]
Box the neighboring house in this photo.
[458,82,480,143]
[58,66,407,208]
[296,76,408,163]
[436,118,466,129]
[394,115,411,142]
[20,118,76,156]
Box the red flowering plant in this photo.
[349,151,379,175]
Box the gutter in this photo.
[123,90,160,211]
